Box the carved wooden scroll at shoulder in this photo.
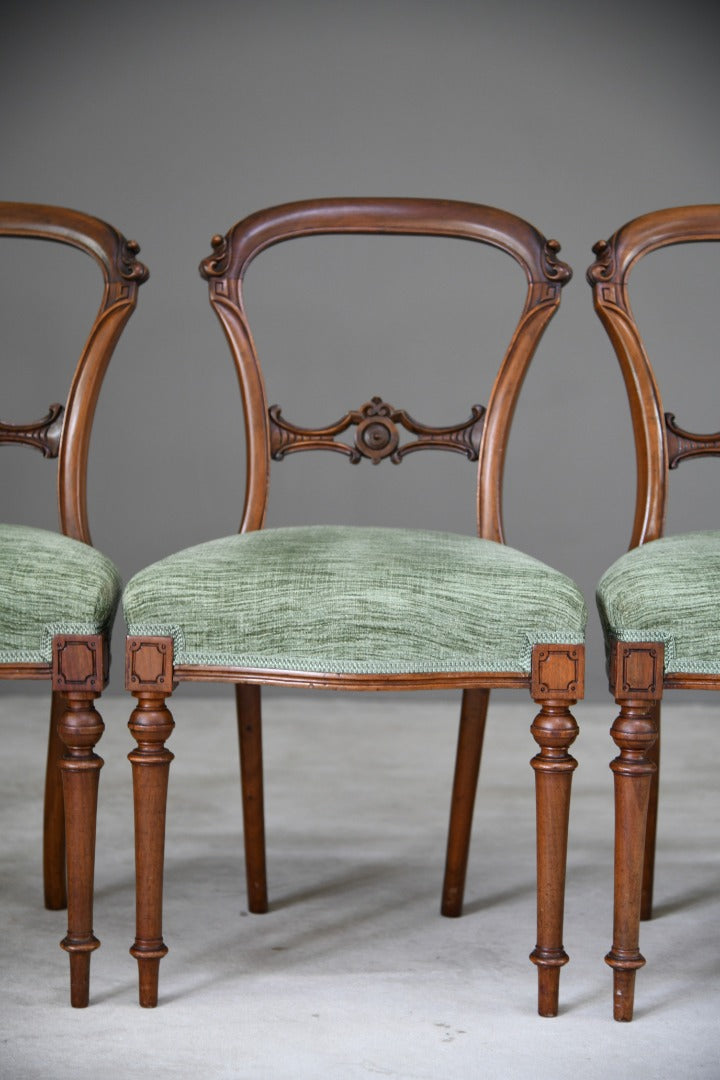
[52,634,106,692]
[665,413,720,470]
[531,645,584,700]
[118,238,149,283]
[610,642,664,700]
[269,396,486,465]
[0,403,64,457]
[542,239,572,284]
[126,636,174,691]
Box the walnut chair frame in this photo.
[588,204,720,1020]
[0,204,148,1005]
[125,198,584,1013]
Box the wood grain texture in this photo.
[0,204,147,1006]
[589,205,720,1019]
[127,199,579,1012]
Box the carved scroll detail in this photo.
[119,238,149,283]
[587,238,616,283]
[200,233,231,279]
[665,413,720,469]
[0,403,64,457]
[543,239,572,284]
[269,396,486,465]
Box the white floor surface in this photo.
[0,691,718,1079]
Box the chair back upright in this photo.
[0,203,148,543]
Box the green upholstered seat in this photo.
[0,524,122,664]
[123,525,586,675]
[597,530,720,675]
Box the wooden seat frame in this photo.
[588,204,720,1020]
[125,198,584,1013]
[0,204,148,1006]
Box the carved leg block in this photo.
[126,634,176,1008]
[236,684,268,914]
[606,700,658,1022]
[441,688,489,918]
[529,700,579,1017]
[43,690,67,910]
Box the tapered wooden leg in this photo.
[606,699,658,1021]
[236,684,268,914]
[441,688,490,917]
[57,690,104,1008]
[128,690,175,1008]
[640,701,660,921]
[529,700,579,1017]
[43,690,67,910]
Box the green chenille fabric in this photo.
[123,525,586,675]
[597,530,720,674]
[0,524,121,663]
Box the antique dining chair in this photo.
[123,198,586,1012]
[588,204,720,1021]
[0,203,148,1006]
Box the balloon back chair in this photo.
[588,204,720,1020]
[123,198,586,1012]
[0,204,148,1005]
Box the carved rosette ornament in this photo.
[269,396,486,464]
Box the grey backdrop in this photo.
[2,0,719,699]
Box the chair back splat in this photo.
[199,198,572,539]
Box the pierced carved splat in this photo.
[665,412,720,470]
[0,402,64,457]
[269,396,485,465]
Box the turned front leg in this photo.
[128,690,175,1007]
[57,691,104,1007]
[529,700,579,1017]
[606,700,658,1021]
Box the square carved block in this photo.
[611,642,664,700]
[52,634,106,691]
[125,636,174,691]
[531,644,584,699]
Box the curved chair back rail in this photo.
[0,203,149,543]
[200,197,572,539]
[587,204,720,549]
